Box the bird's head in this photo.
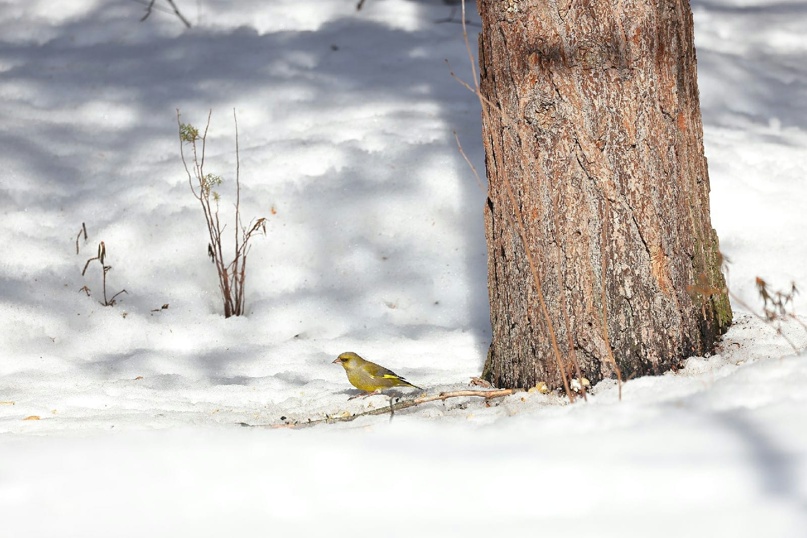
[332,351,362,369]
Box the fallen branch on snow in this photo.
[241,388,517,429]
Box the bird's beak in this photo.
[332,358,341,364]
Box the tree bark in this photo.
[479,0,732,390]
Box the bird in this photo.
[332,352,422,396]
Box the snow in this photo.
[1,0,806,536]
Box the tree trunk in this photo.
[479,0,732,390]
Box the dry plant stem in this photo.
[790,314,807,333]
[233,109,243,311]
[81,241,106,277]
[81,241,126,306]
[75,222,87,255]
[456,1,574,400]
[179,110,234,315]
[177,109,266,318]
[197,113,232,316]
[728,289,803,353]
[248,389,517,429]
[452,130,485,191]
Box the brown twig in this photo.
[81,241,105,276]
[75,222,87,255]
[452,130,484,191]
[244,388,518,429]
[177,109,266,318]
[727,285,804,354]
[80,241,126,306]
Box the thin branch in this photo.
[453,130,484,191]
[728,289,803,353]
[244,389,518,429]
[139,0,157,21]
[109,289,129,305]
[233,108,242,315]
[178,109,265,318]
[165,0,191,28]
[81,241,105,276]
[140,0,191,28]
[75,222,88,255]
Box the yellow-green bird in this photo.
[332,352,422,394]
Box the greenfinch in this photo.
[332,352,422,394]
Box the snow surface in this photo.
[1,0,807,536]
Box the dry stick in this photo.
[599,198,624,400]
[232,108,245,316]
[455,0,574,400]
[81,241,105,277]
[139,0,158,21]
[727,289,803,353]
[75,222,88,255]
[248,389,517,429]
[227,110,265,316]
[203,116,231,315]
[108,288,128,306]
[233,108,242,314]
[180,110,234,317]
[140,0,191,28]
[453,131,485,191]
[789,313,807,334]
[102,265,110,304]
[695,263,805,352]
[80,241,126,306]
[178,109,265,317]
[164,0,191,28]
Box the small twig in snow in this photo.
[242,388,518,429]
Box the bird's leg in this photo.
[348,391,382,400]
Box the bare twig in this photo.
[140,0,191,28]
[81,241,105,276]
[139,0,157,21]
[75,222,88,255]
[244,388,518,429]
[108,288,129,306]
[165,0,191,27]
[80,241,126,306]
[452,130,484,191]
[727,283,804,353]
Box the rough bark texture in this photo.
[480,0,732,390]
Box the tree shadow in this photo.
[693,0,807,134]
[715,409,807,513]
[0,1,490,382]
